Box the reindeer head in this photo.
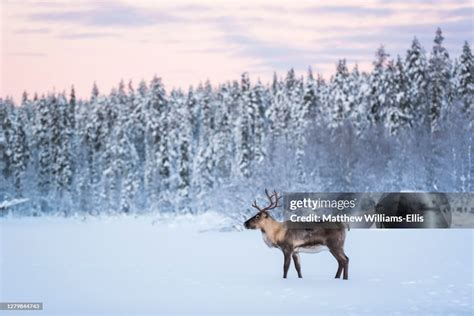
[244,189,282,230]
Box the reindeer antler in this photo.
[251,189,282,213]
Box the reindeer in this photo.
[244,189,349,279]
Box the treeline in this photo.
[0,28,472,215]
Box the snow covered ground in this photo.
[0,213,473,316]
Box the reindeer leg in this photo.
[292,253,303,278]
[343,253,349,280]
[329,249,344,279]
[283,250,292,279]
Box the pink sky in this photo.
[1,0,472,101]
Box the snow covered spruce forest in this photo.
[0,29,472,217]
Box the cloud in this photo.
[10,0,472,92]
[207,12,392,73]
[252,4,393,17]
[14,27,50,34]
[382,18,473,39]
[6,52,47,57]
[207,18,317,72]
[445,6,474,18]
[59,32,120,40]
[175,4,212,13]
[7,0,89,8]
[27,2,180,28]
[301,5,393,16]
[378,0,469,3]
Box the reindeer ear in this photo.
[263,212,269,218]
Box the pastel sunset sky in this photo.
[1,0,472,101]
